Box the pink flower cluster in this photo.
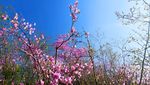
[1,14,8,20]
[70,0,80,22]
[47,57,92,85]
[0,0,94,84]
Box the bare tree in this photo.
[116,0,150,84]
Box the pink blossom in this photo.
[71,27,76,33]
[71,66,76,71]
[70,0,79,22]
[0,31,3,36]
[11,81,15,85]
[54,38,64,47]
[11,20,19,28]
[65,77,72,84]
[20,83,24,85]
[14,23,18,28]
[1,14,8,20]
[71,13,77,21]
[74,0,78,7]
[14,13,18,20]
[53,72,61,79]
[84,63,88,66]
[64,67,69,73]
[40,80,44,85]
[2,28,7,31]
[75,63,79,67]
[29,28,35,35]
[49,57,55,64]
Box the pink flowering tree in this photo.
[0,0,93,85]
[1,0,148,85]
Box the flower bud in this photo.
[71,27,76,33]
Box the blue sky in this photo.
[0,0,131,43]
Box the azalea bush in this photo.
[0,0,150,85]
[0,0,93,85]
